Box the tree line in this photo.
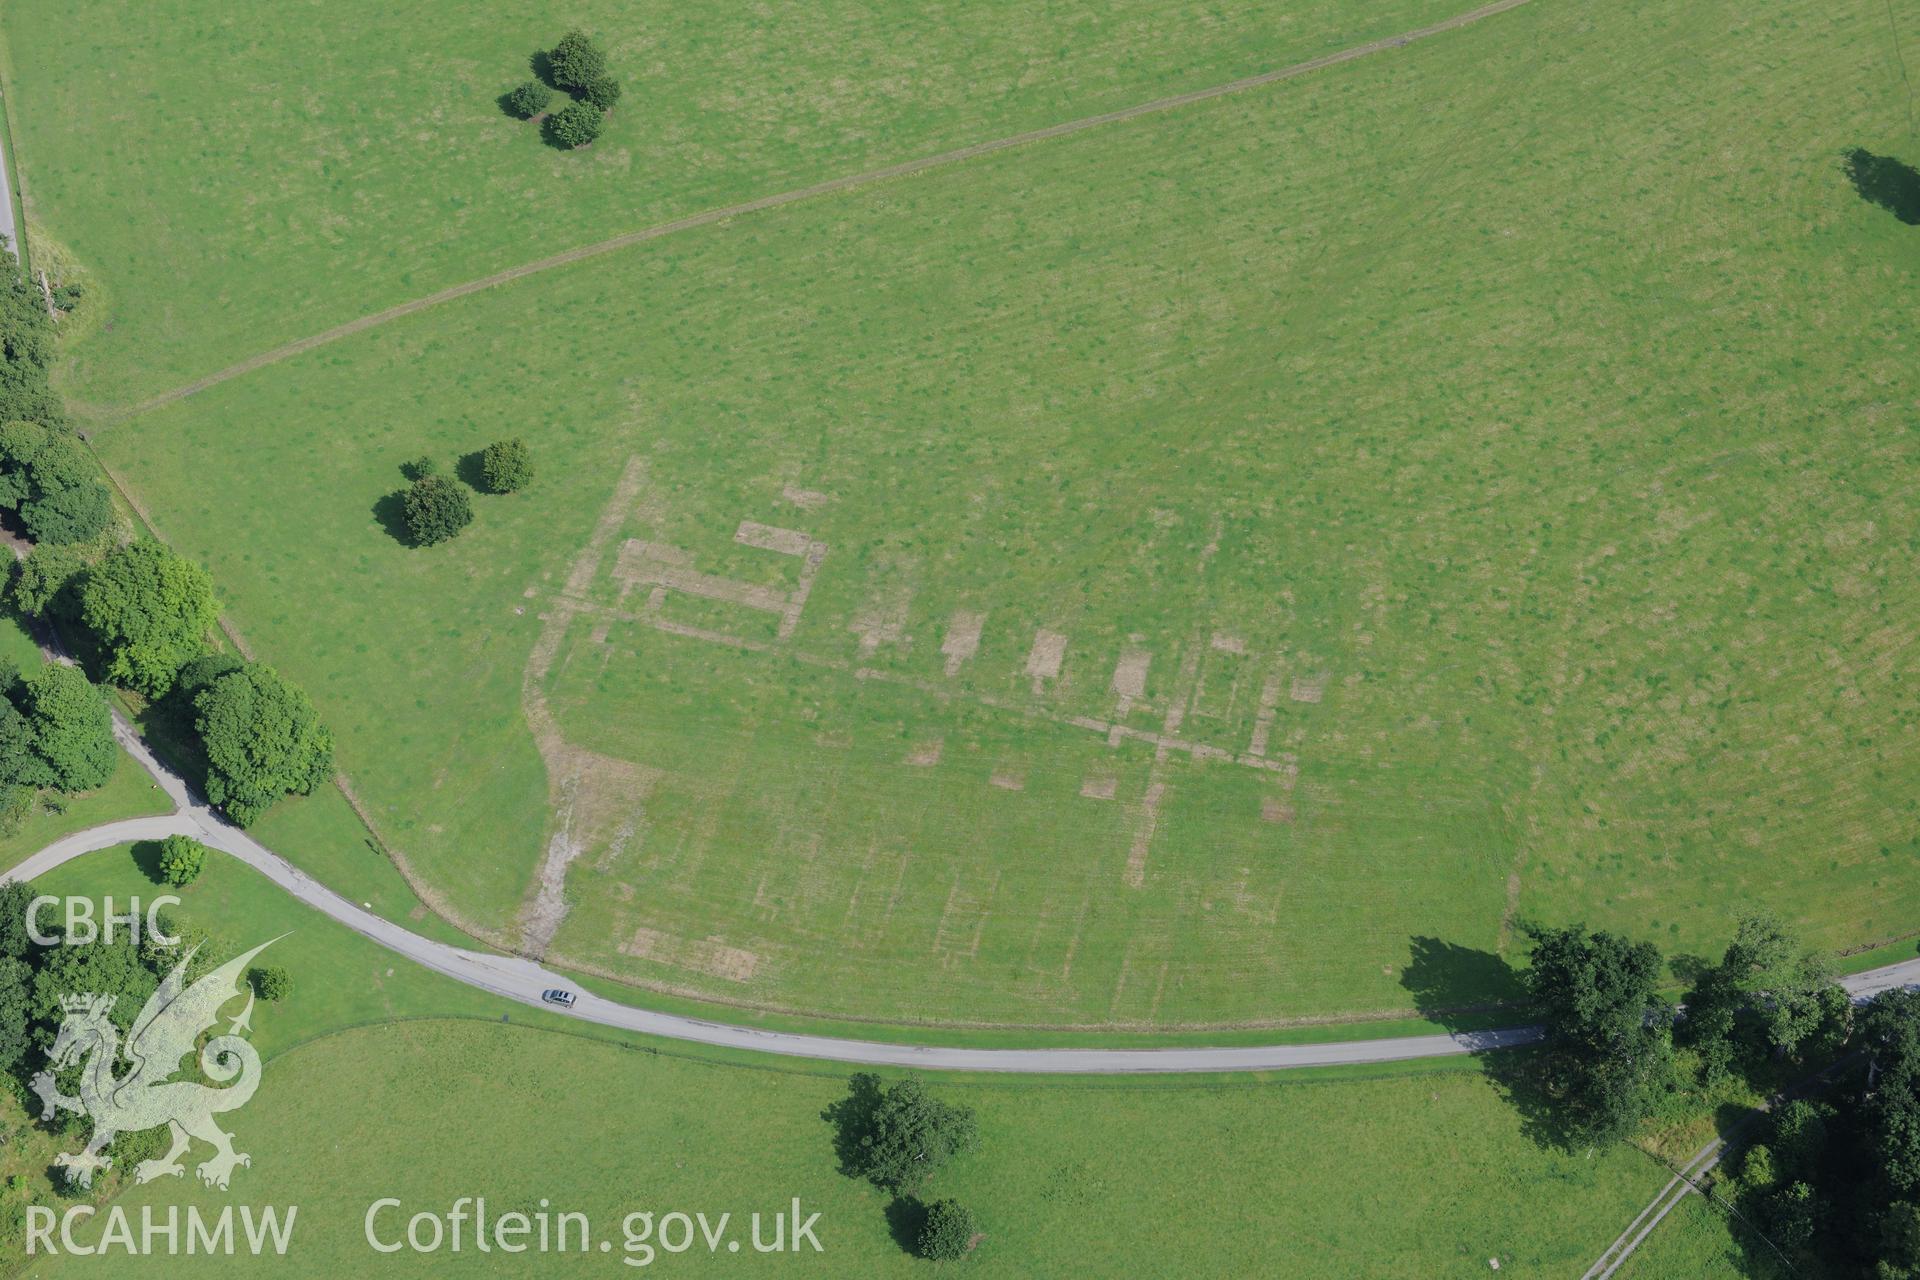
[4,538,334,828]
[0,248,332,831]
[1520,913,1920,1276]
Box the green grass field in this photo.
[0,757,169,868]
[1,0,1464,409]
[1613,1193,1787,1280]
[26,1022,1669,1278]
[4,844,1669,1277]
[2,0,1916,1032]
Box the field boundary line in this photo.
[103,0,1540,423]
[1887,0,1917,139]
[1581,1058,1860,1279]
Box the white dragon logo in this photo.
[29,936,281,1190]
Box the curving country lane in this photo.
[6,715,1916,1074]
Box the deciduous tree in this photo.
[0,956,33,1074]
[0,263,65,427]
[31,936,156,1029]
[156,834,208,887]
[506,80,552,119]
[14,662,115,793]
[582,76,622,112]
[10,543,87,618]
[1522,923,1676,1147]
[1685,912,1849,1077]
[401,474,472,546]
[480,437,534,493]
[251,965,292,1001]
[0,420,47,508]
[22,480,111,546]
[0,426,112,545]
[194,663,333,826]
[78,541,218,695]
[548,29,607,90]
[917,1199,977,1261]
[548,100,603,150]
[836,1074,978,1192]
[0,880,40,960]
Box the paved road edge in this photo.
[2,718,1911,1074]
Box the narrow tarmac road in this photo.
[0,85,18,259]
[5,714,1915,1073]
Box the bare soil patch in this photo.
[941,609,985,676]
[622,927,761,982]
[1025,628,1068,687]
[1112,646,1151,715]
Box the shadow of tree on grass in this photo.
[882,1196,927,1256]
[129,838,167,885]
[371,491,412,546]
[528,49,558,89]
[820,1071,882,1179]
[1402,935,1579,1152]
[1843,148,1920,225]
[455,450,490,493]
[1401,935,1527,1011]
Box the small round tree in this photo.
[548,29,607,91]
[402,455,437,481]
[481,438,534,493]
[156,833,208,886]
[917,1200,977,1261]
[581,76,622,112]
[402,474,473,545]
[250,965,292,1002]
[548,100,603,150]
[506,80,553,119]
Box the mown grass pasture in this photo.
[2,0,1916,1030]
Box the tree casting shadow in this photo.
[823,1076,935,1259]
[539,115,600,152]
[1843,148,1920,225]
